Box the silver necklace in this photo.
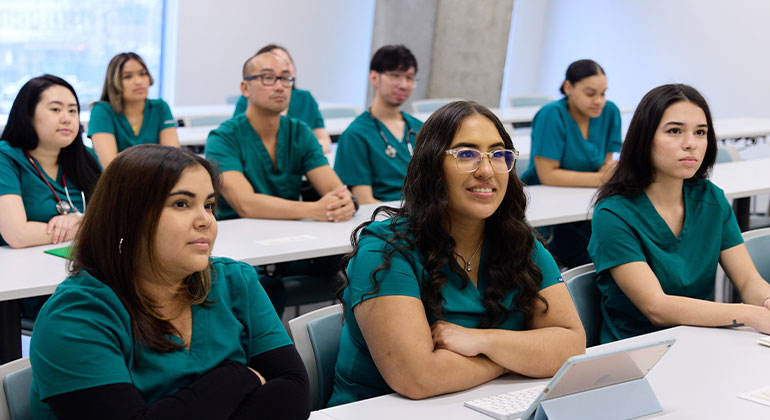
[456,239,483,272]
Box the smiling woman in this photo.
[328,101,585,406]
[28,145,310,419]
[589,84,770,343]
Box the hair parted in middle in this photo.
[70,144,221,354]
[97,52,154,114]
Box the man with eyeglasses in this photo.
[205,51,355,317]
[334,45,423,204]
[206,51,355,223]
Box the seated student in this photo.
[0,74,101,249]
[233,44,332,153]
[328,101,585,406]
[207,51,355,317]
[206,51,355,222]
[334,45,423,204]
[588,84,770,344]
[521,59,621,268]
[89,52,179,167]
[29,145,310,420]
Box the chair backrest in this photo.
[715,145,741,164]
[288,304,343,410]
[320,106,362,119]
[509,95,553,108]
[742,228,770,283]
[0,357,32,420]
[186,115,230,127]
[410,98,462,114]
[562,263,602,347]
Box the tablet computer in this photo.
[520,336,675,419]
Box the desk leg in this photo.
[733,197,750,232]
[728,197,752,303]
[0,299,21,363]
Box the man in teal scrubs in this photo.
[205,51,355,222]
[334,45,423,204]
[205,51,355,317]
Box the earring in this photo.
[119,238,124,254]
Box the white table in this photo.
[714,117,770,142]
[325,107,542,137]
[315,326,770,419]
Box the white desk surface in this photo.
[177,125,215,146]
[713,117,770,140]
[4,157,770,303]
[316,326,770,419]
[325,107,541,137]
[172,104,235,119]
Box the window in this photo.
[0,0,165,114]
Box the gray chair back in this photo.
[0,358,32,420]
[562,263,602,347]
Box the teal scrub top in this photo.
[29,257,292,418]
[0,141,87,246]
[88,98,176,152]
[333,111,423,201]
[521,98,621,185]
[233,89,325,129]
[328,219,563,406]
[205,114,329,220]
[588,179,743,343]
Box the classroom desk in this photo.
[324,107,542,137]
[0,243,71,363]
[2,158,769,362]
[314,326,769,419]
[714,117,770,142]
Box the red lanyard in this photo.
[24,151,68,206]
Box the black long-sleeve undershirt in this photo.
[45,344,310,420]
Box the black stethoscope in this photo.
[368,109,416,159]
[24,152,85,215]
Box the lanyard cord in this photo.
[368,109,415,157]
[24,151,66,203]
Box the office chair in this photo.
[562,263,602,347]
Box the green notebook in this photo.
[44,245,73,260]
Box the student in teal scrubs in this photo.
[335,45,423,204]
[232,44,332,153]
[589,84,770,344]
[328,101,585,407]
[89,52,179,167]
[29,145,309,419]
[521,59,622,268]
[207,51,355,317]
[0,75,101,249]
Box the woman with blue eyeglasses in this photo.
[0,75,100,249]
[328,101,585,406]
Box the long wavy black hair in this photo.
[339,101,547,328]
[595,84,717,204]
[1,74,101,197]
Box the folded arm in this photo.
[355,295,506,400]
[0,195,80,247]
[432,283,585,377]
[533,154,615,187]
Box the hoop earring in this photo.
[119,238,124,254]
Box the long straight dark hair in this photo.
[1,74,101,197]
[595,84,717,204]
[339,101,547,328]
[71,145,221,353]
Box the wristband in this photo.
[351,195,360,212]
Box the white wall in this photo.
[173,0,375,107]
[501,0,549,107]
[506,0,770,118]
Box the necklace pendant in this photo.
[466,263,472,272]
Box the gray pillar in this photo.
[369,0,438,106]
[428,0,513,107]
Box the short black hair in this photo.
[370,45,417,74]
